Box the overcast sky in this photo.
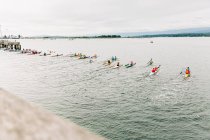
[0,0,210,36]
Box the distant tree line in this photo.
[130,33,210,38]
[25,35,121,39]
[95,35,121,38]
[72,35,121,38]
[23,33,210,39]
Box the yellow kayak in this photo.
[185,74,190,78]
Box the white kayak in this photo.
[149,69,160,76]
[51,54,63,57]
[112,65,123,69]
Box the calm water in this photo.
[1,38,210,139]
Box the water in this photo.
[1,38,210,139]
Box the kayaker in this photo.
[94,54,97,58]
[130,61,134,66]
[152,68,156,73]
[186,67,190,76]
[117,62,120,67]
[148,58,153,65]
[111,56,114,61]
[114,56,117,61]
[89,59,93,63]
[155,65,160,71]
[154,66,158,71]
[108,60,111,65]
[151,65,160,73]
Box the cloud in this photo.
[0,0,210,36]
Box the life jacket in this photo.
[154,67,158,71]
[152,68,156,73]
[186,70,190,74]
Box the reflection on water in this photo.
[1,38,210,139]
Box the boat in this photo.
[125,63,136,68]
[91,54,98,59]
[112,65,122,69]
[51,54,63,57]
[147,60,154,66]
[104,63,112,66]
[149,68,160,76]
[40,53,51,56]
[69,54,78,57]
[150,65,161,76]
[9,49,16,52]
[185,74,190,78]
[89,60,94,63]
[79,56,89,59]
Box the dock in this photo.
[0,40,21,50]
[0,89,105,140]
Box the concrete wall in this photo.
[0,89,105,140]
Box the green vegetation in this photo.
[95,35,121,38]
[130,33,210,38]
[22,33,210,39]
[25,35,121,39]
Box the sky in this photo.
[0,0,210,36]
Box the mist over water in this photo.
[1,38,210,139]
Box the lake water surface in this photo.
[1,38,210,139]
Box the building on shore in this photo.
[0,40,21,50]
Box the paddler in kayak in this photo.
[111,56,114,61]
[89,59,93,63]
[130,61,134,66]
[185,67,191,77]
[91,54,97,59]
[125,61,136,68]
[111,56,117,61]
[114,56,117,61]
[117,62,120,67]
[151,65,160,73]
[151,67,156,73]
[157,65,161,70]
[108,60,111,65]
[147,58,153,66]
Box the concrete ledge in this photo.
[0,89,105,140]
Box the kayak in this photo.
[28,52,41,55]
[185,74,190,78]
[69,54,78,57]
[40,53,51,56]
[79,56,90,59]
[104,63,112,66]
[89,60,95,63]
[147,61,153,66]
[91,56,98,59]
[65,54,74,57]
[149,68,160,76]
[125,63,136,68]
[103,60,112,66]
[27,53,36,55]
[51,54,63,57]
[112,65,123,69]
[9,49,16,52]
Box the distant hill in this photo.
[24,27,210,39]
[120,27,210,37]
